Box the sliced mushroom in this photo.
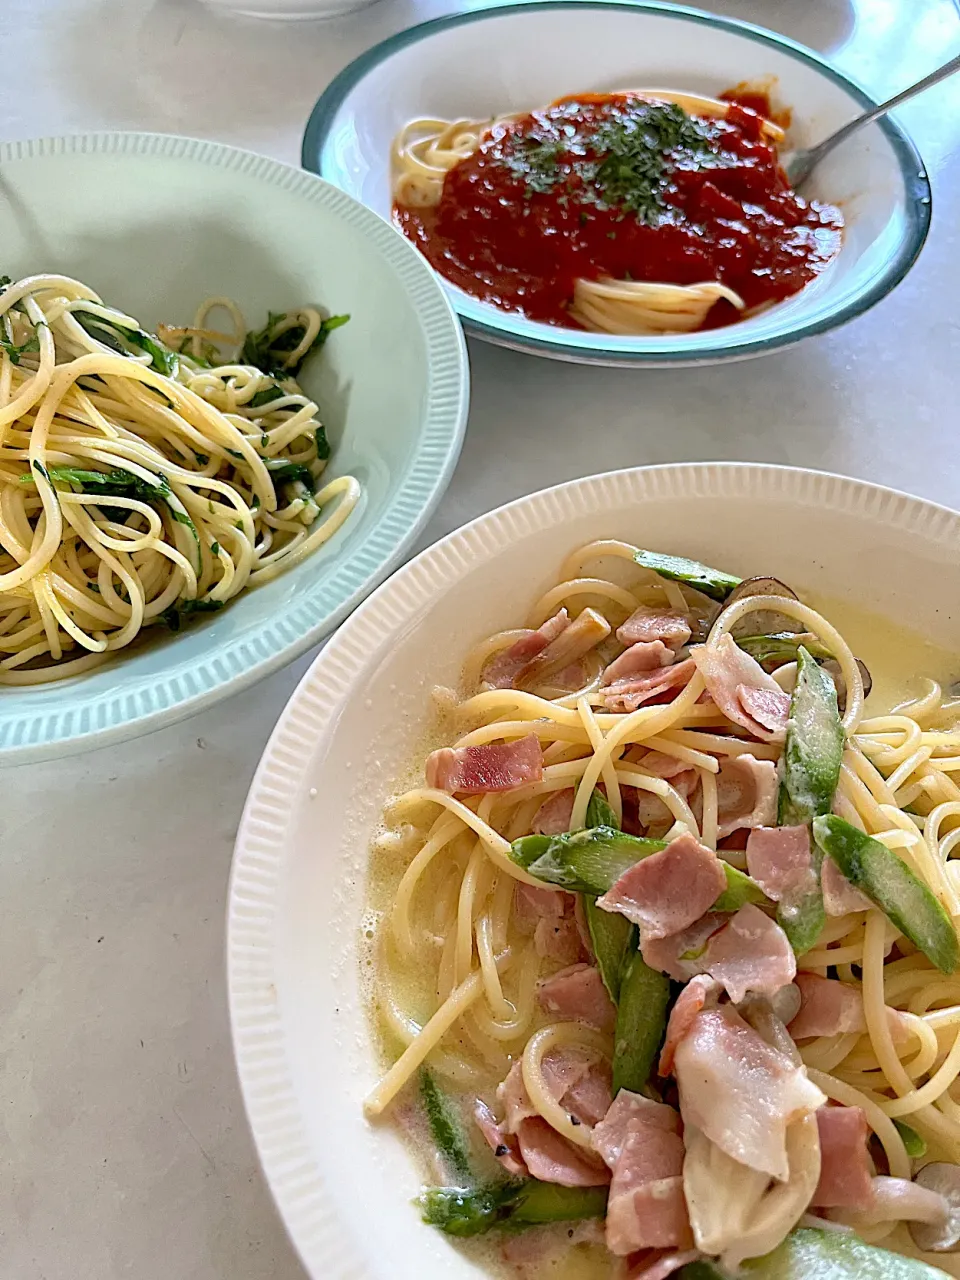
[908,1163,960,1251]
[823,657,874,712]
[680,586,721,644]
[720,577,801,638]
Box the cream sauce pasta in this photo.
[0,274,359,683]
[365,542,960,1279]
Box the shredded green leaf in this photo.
[241,310,349,379]
[160,598,225,632]
[73,308,178,377]
[0,331,39,365]
[266,460,314,489]
[248,385,288,409]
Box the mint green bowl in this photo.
[0,133,468,762]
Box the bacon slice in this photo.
[658,975,722,1077]
[691,634,790,741]
[638,750,695,780]
[516,1117,611,1186]
[673,1005,826,1180]
[746,825,815,902]
[481,609,569,688]
[488,1051,613,1186]
[473,1098,527,1176]
[600,658,697,714]
[515,883,589,962]
[630,767,699,836]
[716,753,778,838]
[811,1105,875,1210]
[788,973,866,1039]
[596,833,726,941]
[425,733,542,794]
[498,1051,591,1131]
[533,788,575,835]
[626,1251,702,1280]
[822,855,872,916]
[535,914,585,965]
[498,1048,609,1121]
[739,685,792,735]
[563,1061,614,1127]
[514,882,569,933]
[591,1092,693,1255]
[538,963,617,1032]
[592,1090,682,1169]
[606,1135,692,1255]
[701,903,796,1003]
[602,641,675,686]
[618,606,692,650]
[789,971,911,1043]
[642,914,726,983]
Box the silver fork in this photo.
[785,51,960,188]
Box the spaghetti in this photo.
[0,274,359,683]
[391,89,843,337]
[367,542,960,1276]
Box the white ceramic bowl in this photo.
[303,0,931,367]
[229,463,960,1280]
[0,133,467,761]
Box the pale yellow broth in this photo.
[810,590,960,716]
[363,587,960,1280]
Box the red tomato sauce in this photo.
[394,92,842,331]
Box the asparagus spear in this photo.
[513,828,766,910]
[813,815,960,975]
[579,790,635,1002]
[419,1068,473,1184]
[634,549,741,602]
[894,1119,927,1159]
[678,1225,951,1278]
[511,833,553,869]
[514,827,665,893]
[779,646,844,827]
[585,897,635,1003]
[586,788,619,830]
[776,646,844,954]
[419,1180,608,1236]
[714,864,768,912]
[612,949,671,1096]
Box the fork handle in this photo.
[814,51,960,163]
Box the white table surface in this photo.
[2,1,959,1276]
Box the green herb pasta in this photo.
[0,273,359,683]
